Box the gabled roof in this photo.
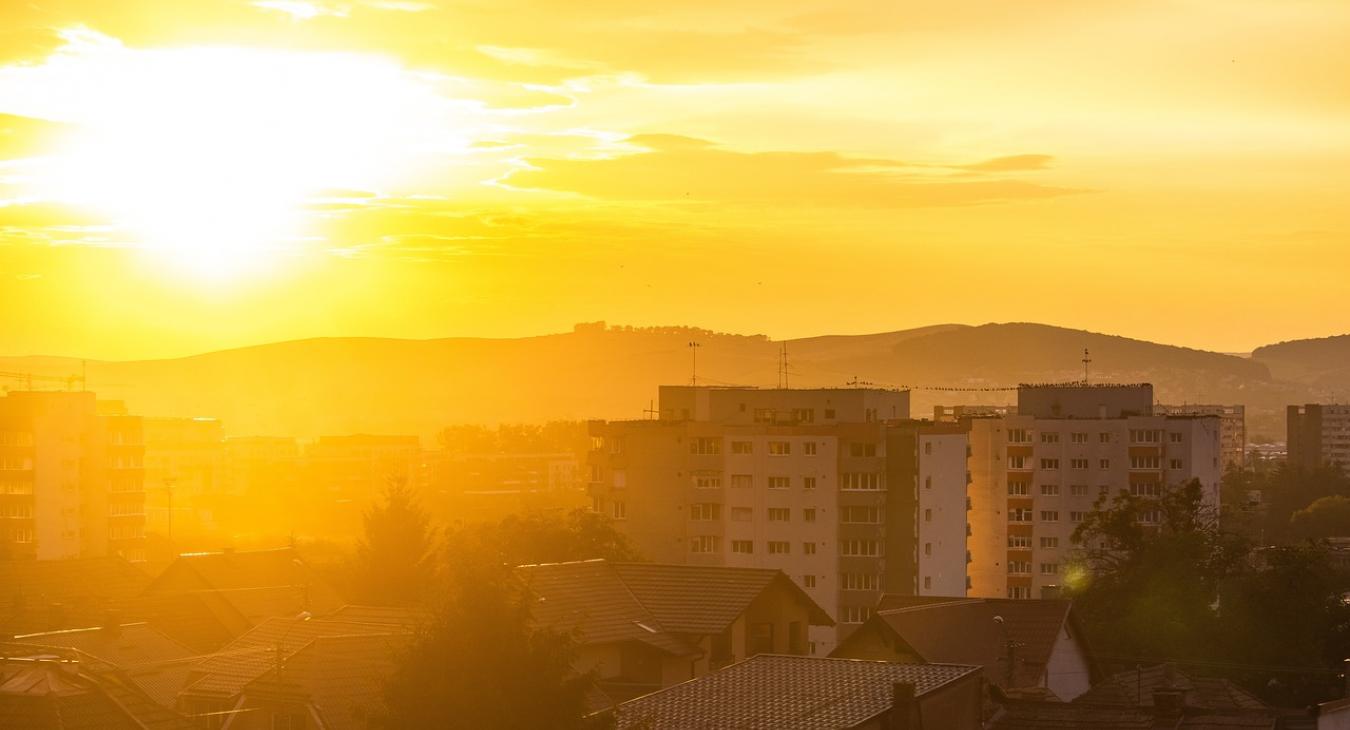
[258,633,410,730]
[989,698,1276,729]
[0,557,151,637]
[517,560,832,657]
[609,655,980,729]
[111,592,239,654]
[12,623,197,707]
[0,656,192,730]
[1074,665,1268,712]
[863,595,1085,688]
[142,548,345,620]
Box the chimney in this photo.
[891,681,917,730]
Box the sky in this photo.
[0,0,1347,359]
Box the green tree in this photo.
[352,477,436,606]
[445,508,640,567]
[381,552,602,729]
[1289,495,1350,540]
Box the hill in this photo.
[0,322,1315,441]
[1251,334,1350,393]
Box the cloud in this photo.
[0,114,70,160]
[508,135,1078,208]
[961,154,1054,172]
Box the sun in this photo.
[25,33,463,281]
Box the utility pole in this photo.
[778,343,790,389]
[688,341,701,386]
[1081,348,1092,385]
[163,477,176,544]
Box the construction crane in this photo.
[0,370,87,392]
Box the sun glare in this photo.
[19,33,464,281]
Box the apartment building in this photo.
[960,384,1222,599]
[0,391,146,561]
[1155,404,1245,470]
[587,385,968,655]
[142,416,225,536]
[1287,404,1350,471]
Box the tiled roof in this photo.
[142,548,346,619]
[12,623,198,707]
[0,557,151,637]
[0,657,192,730]
[1075,665,1268,712]
[267,633,410,730]
[518,560,831,656]
[325,605,431,629]
[866,595,1078,688]
[610,655,980,729]
[111,592,239,654]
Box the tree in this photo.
[351,476,436,606]
[1289,495,1350,541]
[380,551,603,729]
[1067,479,1249,661]
[444,508,640,568]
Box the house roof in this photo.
[518,560,832,658]
[0,656,192,730]
[609,654,980,729]
[180,615,410,701]
[989,698,1276,730]
[864,595,1082,688]
[1074,665,1268,712]
[0,557,151,637]
[141,548,345,621]
[11,623,198,708]
[259,633,409,730]
[111,592,239,654]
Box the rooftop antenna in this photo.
[643,399,658,420]
[688,341,701,386]
[778,343,790,389]
[1081,348,1092,385]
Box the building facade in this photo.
[961,384,1222,599]
[0,391,145,561]
[1156,404,1245,470]
[1287,404,1350,471]
[587,386,968,655]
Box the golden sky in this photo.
[1,0,1347,358]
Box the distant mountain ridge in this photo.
[0,322,1340,442]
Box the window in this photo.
[1040,563,1059,575]
[1168,432,1184,443]
[1041,432,1059,444]
[1008,455,1028,469]
[731,440,753,454]
[1071,432,1088,444]
[924,442,933,455]
[924,508,933,522]
[1040,458,1060,470]
[1139,509,1161,524]
[840,540,881,557]
[1130,455,1161,469]
[824,408,836,419]
[1169,458,1183,470]
[803,542,817,555]
[841,573,880,591]
[803,476,817,490]
[1010,508,1033,522]
[690,437,721,455]
[731,507,752,522]
[1008,481,1029,496]
[731,474,753,488]
[803,508,817,523]
[793,408,815,423]
[1008,561,1032,575]
[804,442,818,456]
[841,505,880,523]
[690,503,721,521]
[1008,535,1031,548]
[690,536,719,553]
[849,442,878,457]
[768,540,791,554]
[803,575,817,588]
[1070,458,1089,470]
[1008,586,1031,599]
[731,540,754,554]
[840,605,872,624]
[1008,429,1031,443]
[1098,432,1112,444]
[768,441,791,456]
[1040,484,1059,496]
[841,473,882,490]
[753,408,775,423]
[924,576,932,590]
[1099,458,1111,469]
[924,542,932,556]
[612,501,627,520]
[1040,510,1059,521]
[767,476,791,490]
[693,474,722,489]
[1070,484,1089,497]
[1070,511,1086,522]
[1130,429,1162,444]
[768,507,791,522]
[1040,536,1059,548]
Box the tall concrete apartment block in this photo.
[1287,404,1350,470]
[587,386,969,656]
[961,384,1222,600]
[1155,404,1246,470]
[0,391,146,561]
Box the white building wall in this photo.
[1043,627,1094,700]
[917,432,968,597]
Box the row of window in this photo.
[1009,509,1088,523]
[697,537,884,556]
[1009,536,1061,549]
[1009,456,1186,471]
[697,474,823,489]
[1008,562,1061,575]
[1008,429,1185,444]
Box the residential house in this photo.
[0,652,192,729]
[831,595,1096,701]
[604,654,983,729]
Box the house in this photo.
[175,612,411,729]
[12,622,198,707]
[0,653,192,730]
[517,559,833,705]
[831,595,1096,700]
[1074,664,1269,713]
[604,654,984,729]
[0,556,151,637]
[990,691,1277,729]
